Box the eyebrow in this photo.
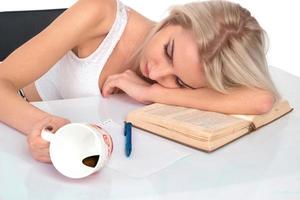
[172,39,196,89]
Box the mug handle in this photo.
[41,129,55,142]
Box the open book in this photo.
[126,100,293,152]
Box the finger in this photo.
[113,88,122,94]
[27,135,50,153]
[28,142,50,161]
[106,87,120,95]
[30,117,52,136]
[45,117,70,132]
[33,153,51,163]
[31,116,70,138]
[38,156,52,163]
[49,118,70,133]
[103,85,116,96]
[102,77,121,97]
[29,117,70,149]
[32,146,50,157]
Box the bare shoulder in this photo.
[62,0,117,38]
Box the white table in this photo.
[1,66,300,200]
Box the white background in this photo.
[1,0,299,77]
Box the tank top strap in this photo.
[88,0,128,64]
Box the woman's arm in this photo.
[101,70,274,115]
[150,84,275,115]
[0,0,116,134]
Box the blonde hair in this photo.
[133,1,280,100]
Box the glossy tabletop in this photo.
[1,66,300,200]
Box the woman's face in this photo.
[139,25,207,89]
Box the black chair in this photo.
[0,9,66,61]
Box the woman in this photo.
[0,0,279,162]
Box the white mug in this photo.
[41,123,113,179]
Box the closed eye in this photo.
[175,77,185,88]
[176,77,196,89]
[165,39,195,89]
[164,39,174,61]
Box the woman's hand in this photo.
[27,115,70,163]
[102,70,156,104]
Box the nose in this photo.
[148,61,174,81]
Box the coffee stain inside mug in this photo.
[82,155,100,168]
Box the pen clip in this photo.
[124,122,133,135]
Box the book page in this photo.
[138,104,246,133]
[231,114,254,121]
[232,100,292,128]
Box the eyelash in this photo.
[175,77,185,88]
[164,43,172,61]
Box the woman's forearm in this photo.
[0,79,50,135]
[151,85,275,115]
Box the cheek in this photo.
[142,44,154,59]
[139,44,150,65]
[194,72,207,88]
[143,37,163,59]
[199,67,208,87]
[156,77,179,89]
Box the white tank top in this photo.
[35,0,128,101]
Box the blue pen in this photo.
[124,122,132,157]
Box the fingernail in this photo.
[46,126,53,131]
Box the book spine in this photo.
[248,122,256,132]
